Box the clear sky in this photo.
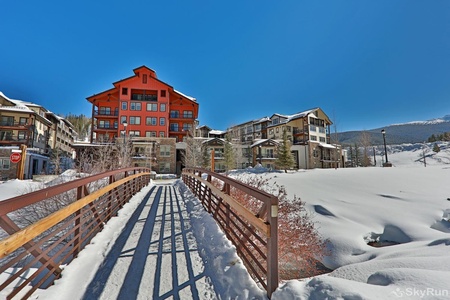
[1,1,450,132]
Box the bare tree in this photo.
[359,131,373,167]
[182,131,203,168]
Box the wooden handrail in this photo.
[0,167,151,299]
[0,173,144,258]
[181,167,279,298]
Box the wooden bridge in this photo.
[0,167,278,299]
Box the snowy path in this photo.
[81,183,218,300]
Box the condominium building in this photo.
[86,66,199,174]
[0,91,76,179]
[226,107,343,170]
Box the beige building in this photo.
[226,107,343,170]
[0,91,76,179]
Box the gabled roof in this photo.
[87,66,196,104]
[209,130,227,135]
[0,92,36,113]
[196,125,211,130]
[202,137,227,145]
[251,139,279,148]
[174,89,196,102]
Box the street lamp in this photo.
[381,129,391,167]
[258,145,262,165]
[123,121,128,167]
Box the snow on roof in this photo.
[319,142,336,149]
[209,130,226,135]
[0,92,34,113]
[174,89,196,101]
[250,139,279,148]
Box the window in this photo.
[0,116,14,126]
[159,162,170,173]
[183,111,193,118]
[183,123,192,131]
[18,131,26,140]
[276,127,279,133]
[0,131,12,141]
[160,103,166,112]
[99,120,110,128]
[145,131,157,137]
[128,130,140,137]
[121,116,127,124]
[269,129,274,135]
[170,110,179,118]
[19,117,28,125]
[146,103,158,111]
[131,92,157,101]
[122,87,128,95]
[319,137,326,142]
[143,74,147,84]
[310,125,317,132]
[130,116,141,125]
[161,90,166,97]
[99,107,111,115]
[160,117,165,126]
[159,131,165,137]
[146,117,157,126]
[286,126,291,132]
[170,123,179,132]
[121,102,128,110]
[319,127,326,133]
[130,102,141,111]
[114,120,118,128]
[160,145,171,157]
[0,158,11,170]
[310,135,317,141]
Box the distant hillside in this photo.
[338,115,450,145]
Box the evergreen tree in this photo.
[223,134,235,174]
[66,113,91,141]
[275,129,296,172]
[433,143,441,153]
[201,145,211,170]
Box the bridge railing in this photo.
[0,167,151,299]
[181,168,279,297]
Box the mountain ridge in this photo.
[338,114,450,145]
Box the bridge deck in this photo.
[81,183,220,300]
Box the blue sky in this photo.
[1,1,450,132]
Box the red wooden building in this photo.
[87,66,198,143]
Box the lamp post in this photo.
[381,129,391,167]
[258,145,262,165]
[123,121,128,166]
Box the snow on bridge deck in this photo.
[39,181,266,300]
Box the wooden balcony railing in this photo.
[181,168,279,297]
[0,167,150,299]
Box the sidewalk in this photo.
[81,184,219,300]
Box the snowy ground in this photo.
[1,143,450,299]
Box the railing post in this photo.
[267,196,279,297]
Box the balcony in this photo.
[93,124,118,133]
[259,153,277,159]
[94,110,119,118]
[0,121,30,130]
[293,127,306,135]
[169,113,195,121]
[0,133,29,145]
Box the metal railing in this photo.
[0,167,151,299]
[181,168,279,297]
